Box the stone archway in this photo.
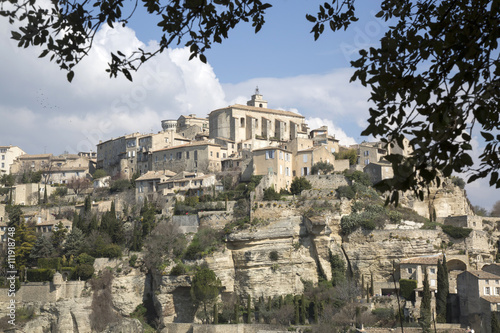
[447,259,467,272]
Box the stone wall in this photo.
[0,280,85,304]
[305,174,349,190]
[162,323,289,333]
[172,215,199,233]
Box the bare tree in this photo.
[67,176,91,195]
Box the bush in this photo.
[269,251,279,261]
[183,227,223,260]
[110,179,132,193]
[170,263,187,276]
[27,268,55,282]
[129,254,138,267]
[311,161,334,175]
[72,264,94,280]
[76,253,96,265]
[99,244,122,258]
[263,187,281,201]
[441,224,472,239]
[38,257,62,270]
[399,279,417,301]
[290,177,312,195]
[337,185,356,200]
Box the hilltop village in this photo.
[1,91,500,333]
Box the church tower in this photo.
[246,87,268,108]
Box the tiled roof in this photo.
[252,146,291,153]
[136,170,175,181]
[211,104,305,118]
[400,255,443,265]
[467,270,500,279]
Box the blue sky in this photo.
[0,0,498,211]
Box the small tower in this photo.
[247,87,268,108]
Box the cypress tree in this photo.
[370,272,374,296]
[246,295,252,324]
[420,271,431,332]
[361,274,365,297]
[213,303,218,324]
[300,294,306,324]
[366,283,370,303]
[234,295,240,324]
[294,295,300,325]
[313,295,319,324]
[492,312,500,333]
[436,257,449,322]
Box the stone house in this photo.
[135,170,175,202]
[399,255,441,290]
[150,141,222,174]
[457,269,500,333]
[350,141,388,167]
[310,125,340,154]
[176,114,209,139]
[158,172,217,196]
[252,146,293,191]
[136,131,190,175]
[0,145,26,175]
[97,132,143,179]
[11,183,55,206]
[35,218,72,236]
[294,145,336,177]
[364,161,394,184]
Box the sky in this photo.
[0,0,498,212]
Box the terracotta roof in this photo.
[211,104,304,119]
[400,255,443,265]
[466,270,500,279]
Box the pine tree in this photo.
[29,234,55,263]
[420,271,432,332]
[436,257,449,322]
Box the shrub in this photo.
[311,161,334,175]
[129,254,138,267]
[290,177,312,195]
[269,251,279,261]
[263,187,281,201]
[170,263,187,276]
[38,257,62,270]
[441,224,472,239]
[76,253,95,265]
[110,179,132,193]
[183,227,223,260]
[72,264,94,280]
[399,279,417,301]
[337,185,356,200]
[99,244,122,258]
[27,268,55,282]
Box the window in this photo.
[486,287,491,295]
[364,151,369,156]
[194,151,198,160]
[186,151,190,159]
[265,150,275,159]
[223,153,226,158]
[430,280,436,287]
[163,154,167,161]
[170,153,173,160]
[430,268,436,274]
[216,152,219,158]
[210,151,213,157]
[303,154,308,163]
[1,155,4,160]
[176,152,182,159]
[1,163,3,168]
[240,118,245,127]
[279,151,283,160]
[365,159,370,165]
[496,287,500,295]
[407,268,413,274]
[285,167,290,176]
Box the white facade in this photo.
[0,146,25,175]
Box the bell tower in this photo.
[247,87,268,108]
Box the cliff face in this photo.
[8,179,495,331]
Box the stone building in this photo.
[252,146,293,191]
[158,171,217,196]
[364,161,394,184]
[209,90,307,152]
[457,269,500,333]
[150,141,223,174]
[135,170,175,202]
[0,145,25,175]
